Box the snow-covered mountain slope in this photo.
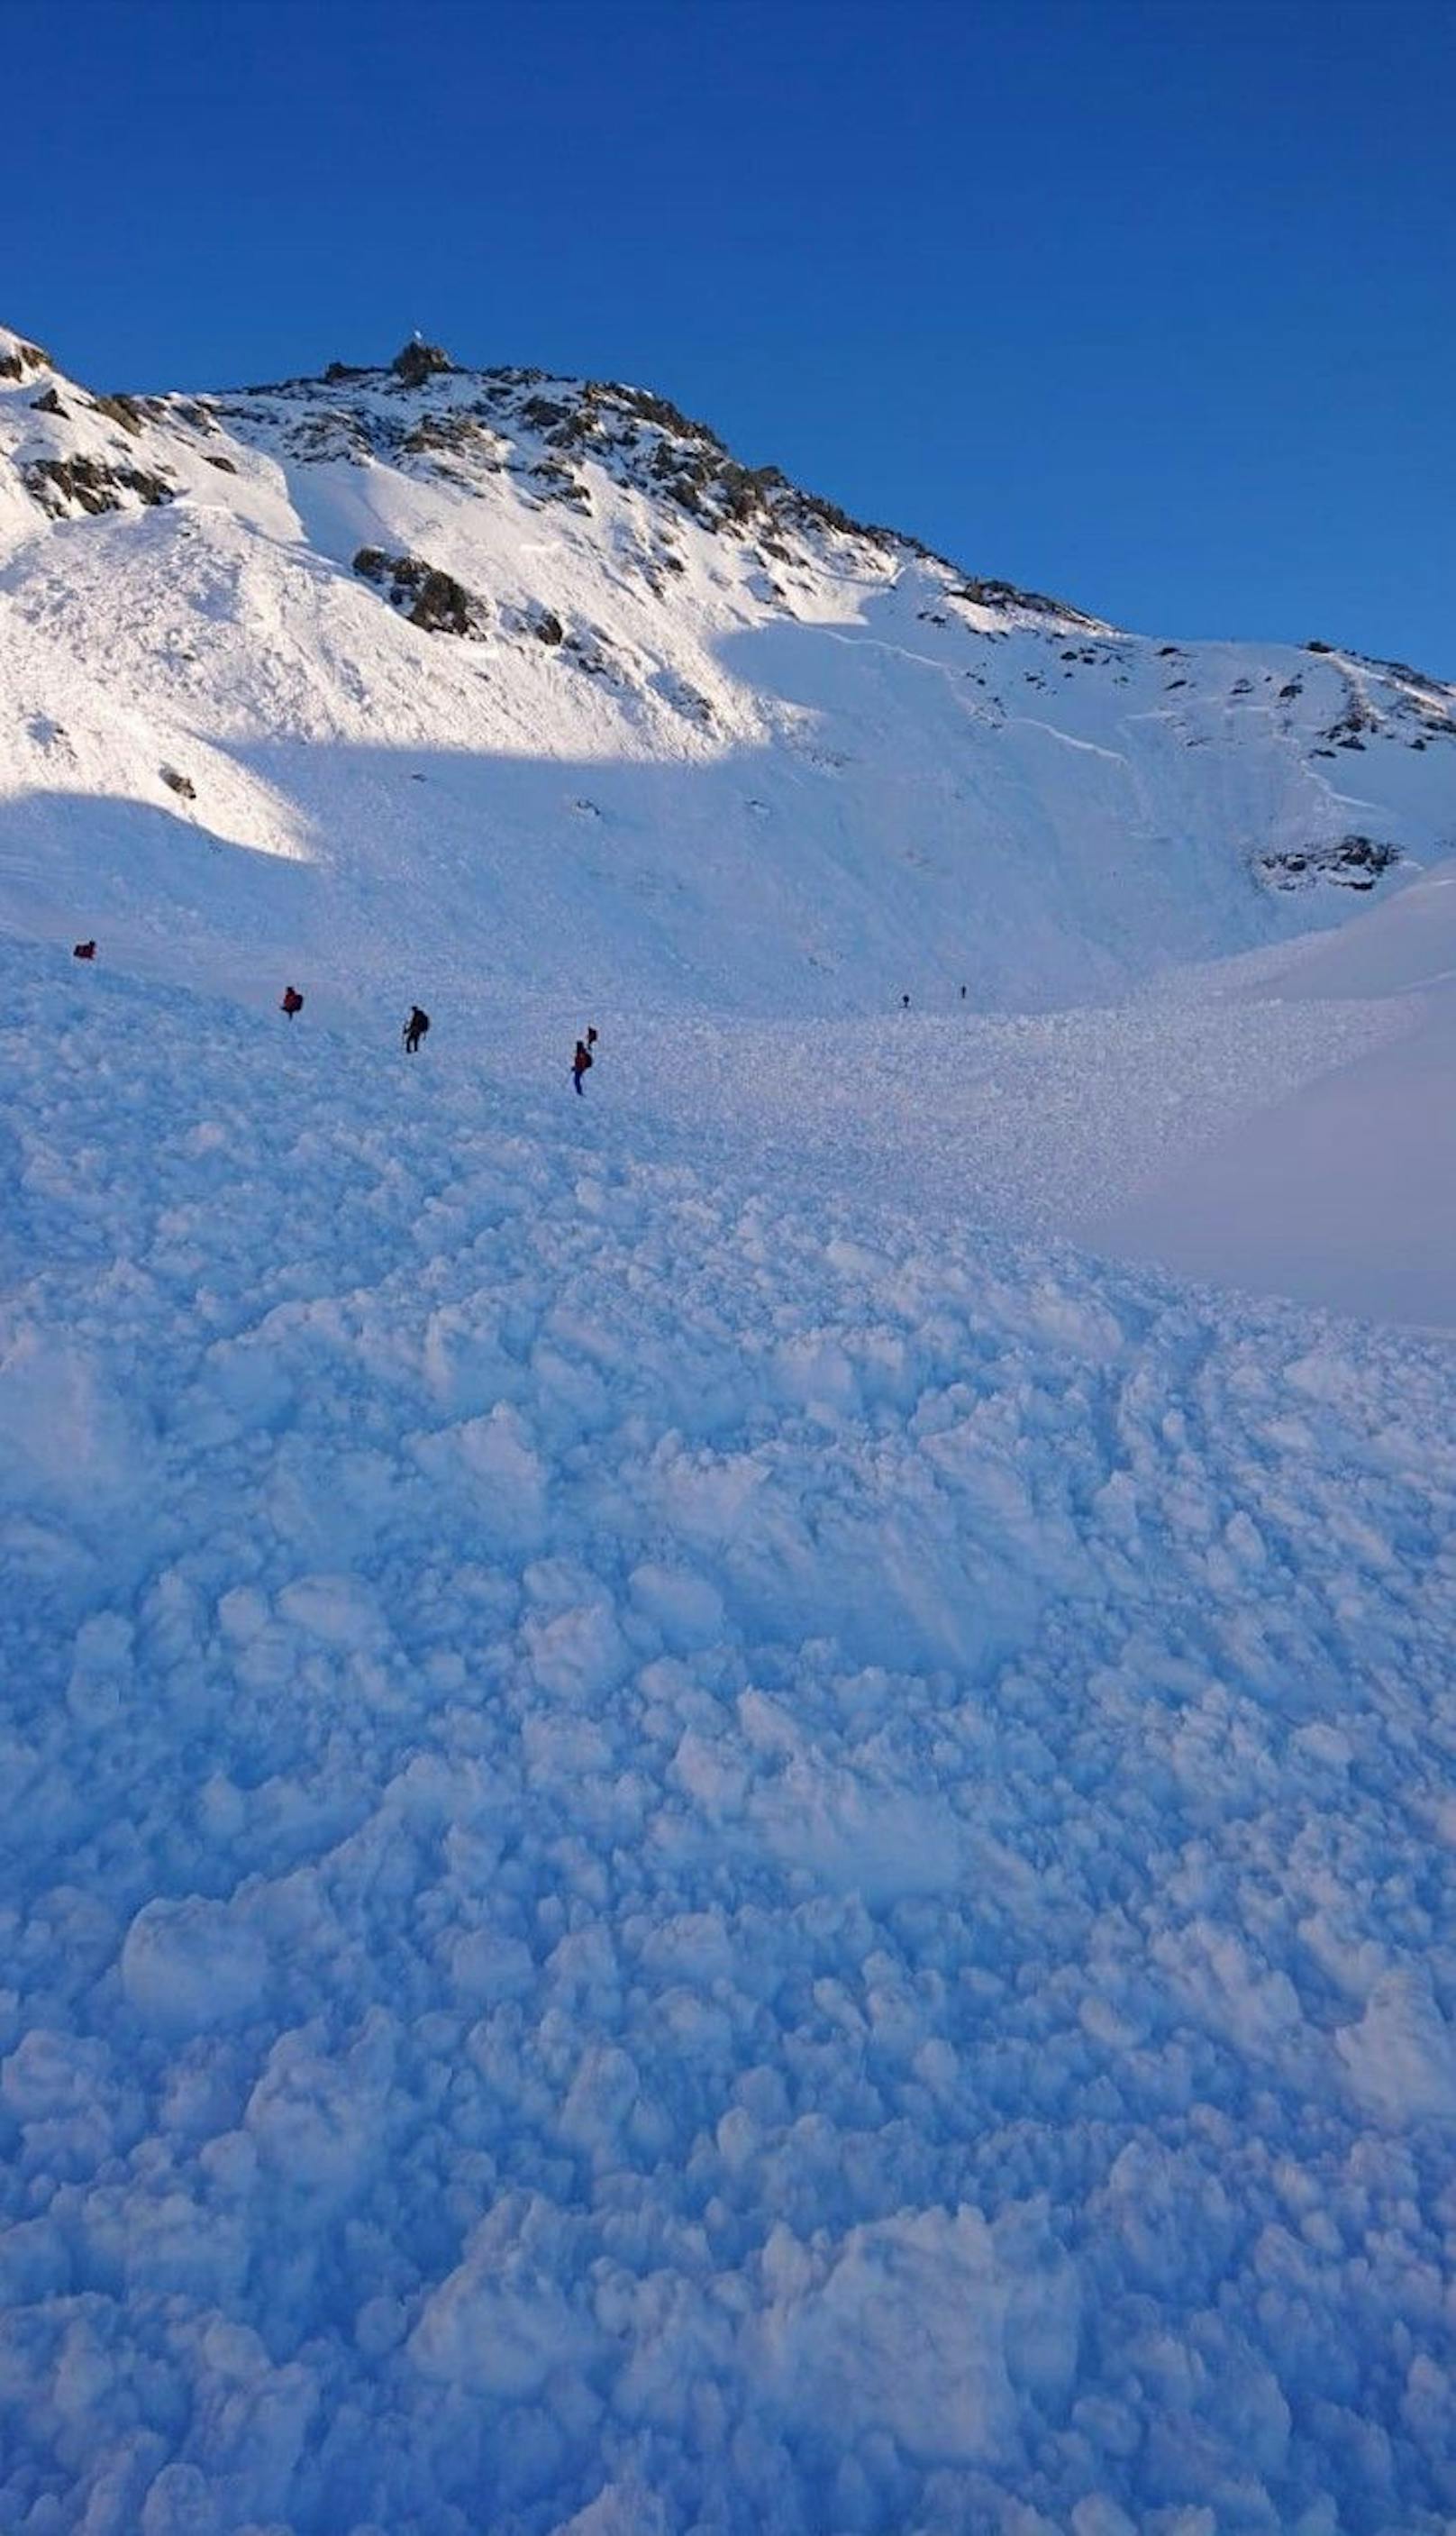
[3,321,1454,1021]
[5,929,1456,2536]
[6,318,1456,2534]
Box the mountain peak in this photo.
[390,335,454,387]
[2,313,1453,1021]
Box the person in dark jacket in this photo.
[404,1006,430,1054]
[572,1037,592,1095]
[280,986,304,1018]
[73,940,96,962]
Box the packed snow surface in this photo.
[5,321,1456,2532]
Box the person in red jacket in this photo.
[280,986,304,1017]
[572,1037,592,1095]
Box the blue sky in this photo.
[7,0,1453,670]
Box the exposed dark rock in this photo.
[203,452,238,473]
[651,671,713,726]
[287,408,374,463]
[1362,652,1451,698]
[88,392,146,438]
[0,336,49,381]
[1305,638,1334,654]
[528,607,564,646]
[1257,834,1400,892]
[1322,694,1377,748]
[402,413,492,463]
[605,383,725,451]
[950,577,1097,625]
[352,546,489,638]
[391,339,454,388]
[160,765,196,801]
[526,455,591,510]
[22,456,175,517]
[564,633,614,676]
[547,411,600,451]
[31,386,66,416]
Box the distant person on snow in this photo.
[404,1005,430,1054]
[280,986,304,1018]
[572,1037,593,1095]
[901,992,910,1010]
[960,984,967,1000]
[73,940,96,962]
[586,1026,598,1049]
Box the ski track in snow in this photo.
[4,940,1456,2534]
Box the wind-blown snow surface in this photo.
[5,935,1456,2535]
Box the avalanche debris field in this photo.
[4,939,1456,2536]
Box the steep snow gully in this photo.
[4,942,1456,2535]
[5,323,1456,2533]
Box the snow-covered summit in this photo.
[3,318,1454,1017]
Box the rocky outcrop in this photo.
[391,339,454,389]
[23,455,175,517]
[353,546,488,637]
[87,392,147,439]
[0,336,49,382]
[1257,835,1402,892]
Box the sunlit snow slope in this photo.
[3,320,1454,1025]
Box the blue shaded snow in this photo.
[3,936,1456,2534]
